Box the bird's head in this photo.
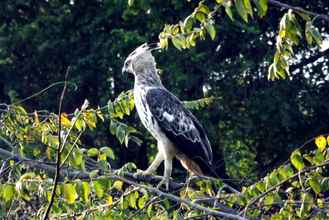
[122,43,160,75]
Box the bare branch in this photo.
[268,0,329,23]
[42,66,71,220]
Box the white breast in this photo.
[134,86,162,140]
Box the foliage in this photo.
[0,0,329,219]
[159,0,325,80]
[1,101,329,219]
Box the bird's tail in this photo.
[176,153,229,180]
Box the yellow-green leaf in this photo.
[290,150,304,171]
[309,176,321,194]
[87,148,99,157]
[63,183,78,204]
[113,180,124,191]
[93,180,105,198]
[255,0,268,17]
[243,0,253,17]
[82,182,90,202]
[2,184,15,202]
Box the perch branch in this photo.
[115,175,248,220]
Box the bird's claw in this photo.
[157,177,170,191]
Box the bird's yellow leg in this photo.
[157,158,172,191]
[134,152,163,177]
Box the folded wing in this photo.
[146,88,213,170]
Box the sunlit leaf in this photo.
[82,182,90,202]
[60,113,71,128]
[113,180,124,191]
[315,135,327,152]
[63,183,78,204]
[107,195,113,205]
[2,184,15,202]
[87,148,99,157]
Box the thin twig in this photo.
[13,81,77,105]
[59,131,83,168]
[42,67,71,220]
[268,0,329,22]
[241,159,329,216]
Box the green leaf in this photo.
[205,21,216,40]
[172,35,187,50]
[255,0,268,17]
[129,191,139,209]
[87,148,99,157]
[235,0,248,23]
[298,192,314,217]
[128,0,134,7]
[290,150,304,171]
[224,4,234,21]
[2,184,15,202]
[75,118,86,131]
[63,183,78,204]
[183,16,194,32]
[72,148,83,166]
[309,176,321,194]
[93,180,106,198]
[195,12,206,23]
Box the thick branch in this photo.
[115,175,248,220]
[268,0,329,23]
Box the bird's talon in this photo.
[157,178,170,191]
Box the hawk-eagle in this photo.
[122,43,213,190]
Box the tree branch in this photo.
[268,0,329,22]
[241,159,329,216]
[42,67,70,220]
[291,48,329,73]
[115,175,248,220]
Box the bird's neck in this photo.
[134,69,163,88]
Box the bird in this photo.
[122,43,213,190]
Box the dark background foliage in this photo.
[0,0,328,183]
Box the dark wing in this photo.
[146,88,213,166]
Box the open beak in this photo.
[147,42,161,51]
